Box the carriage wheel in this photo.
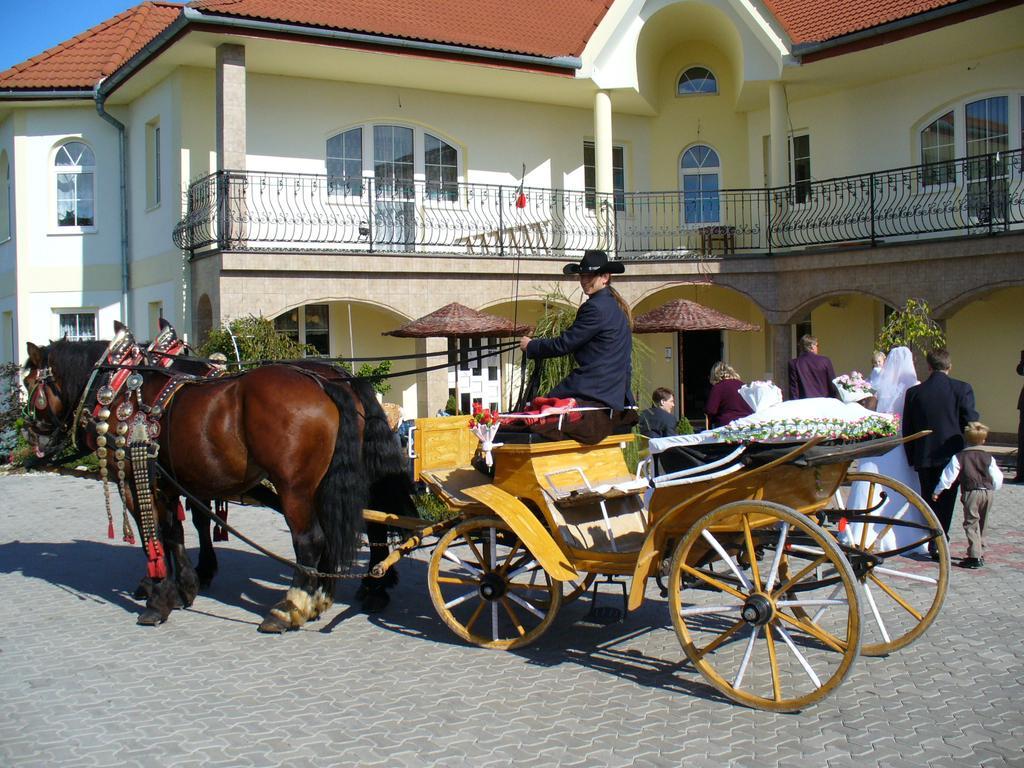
[669,501,861,712]
[428,516,562,650]
[820,471,949,656]
[562,573,597,605]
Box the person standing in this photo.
[705,362,753,428]
[639,387,678,438]
[788,334,837,400]
[932,421,1003,568]
[902,348,979,554]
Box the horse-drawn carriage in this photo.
[366,412,948,711]
[21,325,948,711]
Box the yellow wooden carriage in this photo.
[373,415,948,712]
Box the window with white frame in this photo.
[58,311,97,341]
[761,133,812,202]
[326,127,363,196]
[54,141,95,228]
[0,149,9,242]
[325,125,460,201]
[677,66,718,95]
[583,141,625,211]
[921,110,955,186]
[146,119,161,208]
[680,144,720,224]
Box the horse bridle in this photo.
[23,365,66,436]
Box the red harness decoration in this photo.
[499,397,583,427]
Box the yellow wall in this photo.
[947,287,1024,434]
[810,294,884,380]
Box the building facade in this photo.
[1,0,1022,431]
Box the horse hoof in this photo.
[359,589,391,614]
[137,609,166,626]
[133,577,155,601]
[257,615,290,634]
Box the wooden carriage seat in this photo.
[491,435,650,554]
[411,416,490,511]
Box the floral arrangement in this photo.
[832,371,874,403]
[716,413,898,444]
[468,403,502,467]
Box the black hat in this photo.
[562,249,625,275]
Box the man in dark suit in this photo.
[788,334,837,400]
[903,348,979,548]
[639,387,678,438]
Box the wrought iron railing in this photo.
[173,148,1024,257]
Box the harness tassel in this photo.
[213,501,229,542]
[122,510,135,545]
[107,521,115,539]
[145,539,167,579]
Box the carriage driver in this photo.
[518,249,636,415]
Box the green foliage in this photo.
[415,490,457,522]
[0,362,23,462]
[876,299,946,356]
[197,314,392,394]
[198,314,315,364]
[676,416,695,435]
[444,395,459,416]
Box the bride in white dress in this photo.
[845,346,927,552]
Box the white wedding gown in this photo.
[844,348,928,554]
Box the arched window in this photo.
[680,145,720,223]
[326,128,363,196]
[677,66,717,95]
[425,133,458,202]
[920,110,955,186]
[54,141,95,228]
[0,150,9,241]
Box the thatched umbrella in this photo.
[384,303,529,413]
[633,299,760,421]
[383,302,528,338]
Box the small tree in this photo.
[199,314,314,363]
[875,298,945,356]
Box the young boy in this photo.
[932,421,1003,568]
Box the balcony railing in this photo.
[173,148,1024,258]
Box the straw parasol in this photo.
[383,302,529,338]
[633,299,759,334]
[383,303,529,414]
[633,299,760,422]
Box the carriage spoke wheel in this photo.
[819,471,949,656]
[561,573,597,605]
[428,517,561,650]
[669,501,861,712]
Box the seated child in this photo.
[932,421,1003,569]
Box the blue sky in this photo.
[0,1,139,72]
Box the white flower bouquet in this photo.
[832,371,875,403]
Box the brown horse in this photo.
[23,330,414,630]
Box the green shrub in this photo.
[876,298,945,356]
[415,490,457,522]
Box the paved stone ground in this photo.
[1,470,1022,767]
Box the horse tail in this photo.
[317,381,369,572]
[349,379,417,518]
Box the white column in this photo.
[593,89,614,250]
[768,82,788,188]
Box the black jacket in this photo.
[639,406,677,438]
[525,287,635,410]
[903,371,978,468]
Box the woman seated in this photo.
[705,361,753,428]
[518,249,637,443]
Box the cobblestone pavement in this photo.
[1,471,1022,767]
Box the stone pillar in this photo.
[216,44,246,249]
[216,44,246,171]
[593,89,614,251]
[770,323,792,395]
[418,337,450,418]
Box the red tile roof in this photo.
[763,0,963,45]
[0,2,183,91]
[0,0,992,92]
[188,0,614,59]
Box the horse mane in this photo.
[40,339,110,417]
